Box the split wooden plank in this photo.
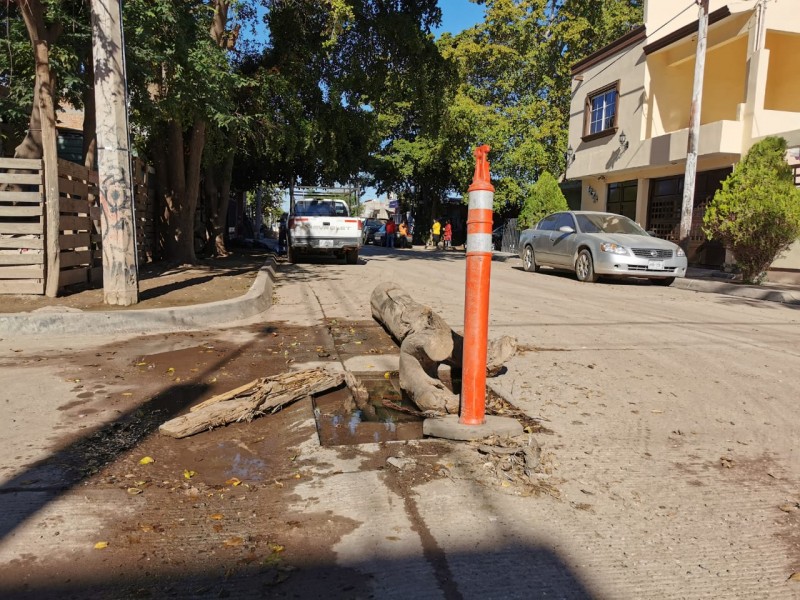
[159,368,345,439]
[0,158,42,170]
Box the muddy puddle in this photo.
[314,373,425,446]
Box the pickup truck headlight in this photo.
[599,243,629,255]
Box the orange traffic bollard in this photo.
[460,145,494,426]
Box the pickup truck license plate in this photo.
[319,239,333,248]
[647,260,664,270]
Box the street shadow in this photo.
[0,328,274,543]
[0,541,595,599]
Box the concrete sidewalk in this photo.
[492,251,800,306]
[0,257,278,337]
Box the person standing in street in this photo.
[431,218,442,250]
[385,219,396,249]
[398,221,409,248]
[443,220,452,250]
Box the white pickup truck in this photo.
[287,199,363,264]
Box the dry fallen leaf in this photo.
[226,477,242,487]
[94,541,108,549]
[184,469,197,479]
[209,377,218,383]
[210,513,224,521]
[224,536,244,547]
[139,456,155,465]
[166,367,175,374]
[788,572,800,582]
[122,392,133,397]
[127,487,143,495]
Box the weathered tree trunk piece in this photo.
[449,332,518,377]
[371,283,518,415]
[371,282,459,414]
[159,368,344,438]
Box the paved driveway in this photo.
[275,245,800,598]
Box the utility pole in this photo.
[90,0,139,305]
[679,0,710,253]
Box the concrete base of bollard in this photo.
[423,415,523,441]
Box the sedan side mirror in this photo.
[558,226,575,234]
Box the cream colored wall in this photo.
[762,0,800,35]
[567,36,647,175]
[644,1,756,44]
[770,242,800,272]
[647,53,692,134]
[703,38,748,122]
[647,35,747,135]
[764,32,800,112]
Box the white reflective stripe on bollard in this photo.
[468,190,494,210]
[466,233,493,253]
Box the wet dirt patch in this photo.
[314,374,423,446]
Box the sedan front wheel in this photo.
[575,249,599,283]
[522,245,540,273]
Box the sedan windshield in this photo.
[576,214,647,235]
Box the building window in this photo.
[583,83,619,140]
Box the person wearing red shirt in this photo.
[385,219,396,248]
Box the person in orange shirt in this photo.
[398,221,408,248]
[443,220,452,250]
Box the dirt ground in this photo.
[0,306,554,599]
[0,248,272,314]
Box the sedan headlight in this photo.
[676,248,686,257]
[599,243,629,255]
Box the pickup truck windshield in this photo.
[294,199,348,217]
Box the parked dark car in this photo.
[362,219,383,245]
[374,224,413,248]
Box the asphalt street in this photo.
[1,245,798,599]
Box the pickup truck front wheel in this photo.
[345,249,359,265]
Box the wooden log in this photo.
[371,282,518,415]
[448,332,518,377]
[158,368,344,439]
[371,282,458,414]
[370,282,452,362]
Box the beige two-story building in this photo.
[566,0,800,279]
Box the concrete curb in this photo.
[0,257,278,337]
[491,253,800,306]
[672,277,800,305]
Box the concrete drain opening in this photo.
[313,372,425,446]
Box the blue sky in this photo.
[435,0,486,39]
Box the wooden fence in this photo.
[0,158,46,294]
[133,158,158,264]
[56,159,101,289]
[1,157,158,295]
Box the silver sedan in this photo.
[518,211,688,285]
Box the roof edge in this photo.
[571,25,647,76]
[643,6,733,55]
